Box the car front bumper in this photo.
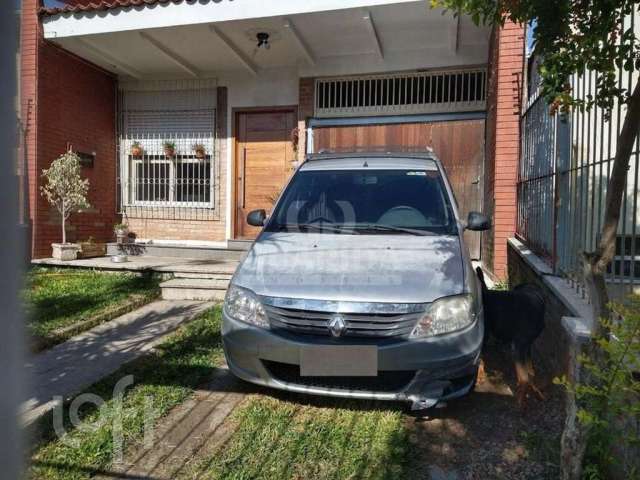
[222,310,483,406]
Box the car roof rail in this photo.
[305,148,437,162]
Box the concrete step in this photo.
[160,278,230,302]
[173,271,234,280]
[227,239,254,251]
[107,243,246,262]
[155,262,239,276]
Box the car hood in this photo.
[233,232,465,304]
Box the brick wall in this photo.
[125,218,226,242]
[21,0,38,257]
[484,22,524,279]
[482,28,499,274]
[22,0,119,258]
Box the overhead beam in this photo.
[75,38,143,79]
[283,17,316,66]
[449,14,461,54]
[208,25,258,76]
[138,31,199,78]
[362,10,384,60]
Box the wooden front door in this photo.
[235,109,296,239]
[313,120,485,259]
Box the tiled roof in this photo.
[40,0,182,16]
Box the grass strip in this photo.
[196,395,409,480]
[25,268,161,349]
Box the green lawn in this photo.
[30,307,226,480]
[29,305,410,480]
[195,396,408,480]
[25,268,161,350]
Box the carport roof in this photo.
[40,0,177,16]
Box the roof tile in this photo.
[40,0,183,16]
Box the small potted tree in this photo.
[193,143,207,159]
[40,150,90,261]
[163,141,176,158]
[131,141,144,158]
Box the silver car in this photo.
[222,153,491,409]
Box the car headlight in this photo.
[224,285,269,329]
[410,294,476,338]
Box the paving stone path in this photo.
[95,367,246,480]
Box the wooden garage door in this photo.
[235,109,296,239]
[313,120,484,259]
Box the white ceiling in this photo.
[52,2,491,80]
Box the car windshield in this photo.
[266,168,457,235]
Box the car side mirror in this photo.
[466,212,491,231]
[247,209,267,227]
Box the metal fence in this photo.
[518,51,640,299]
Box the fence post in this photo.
[554,111,571,275]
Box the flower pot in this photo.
[52,243,81,261]
[194,149,206,159]
[78,241,106,259]
[131,145,143,158]
[164,147,176,158]
[114,228,129,244]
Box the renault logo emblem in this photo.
[328,314,347,337]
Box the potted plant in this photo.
[114,222,129,243]
[193,143,207,159]
[163,141,176,158]
[40,150,90,261]
[131,141,143,158]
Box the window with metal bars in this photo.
[314,69,487,118]
[118,85,216,211]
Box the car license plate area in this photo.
[300,346,378,377]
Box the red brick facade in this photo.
[482,22,525,279]
[22,0,118,258]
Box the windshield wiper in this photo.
[276,223,359,234]
[350,224,433,236]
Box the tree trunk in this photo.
[560,80,640,480]
[61,199,66,245]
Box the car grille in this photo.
[263,361,416,393]
[263,304,422,338]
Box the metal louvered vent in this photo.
[315,69,487,118]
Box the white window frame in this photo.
[123,137,215,209]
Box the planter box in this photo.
[51,243,81,261]
[78,242,107,259]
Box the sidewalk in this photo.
[22,300,214,426]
